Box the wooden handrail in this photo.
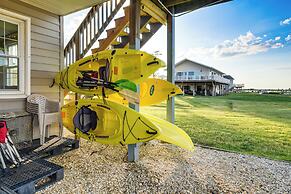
[64,0,126,66]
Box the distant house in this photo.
[223,75,235,90]
[175,59,234,96]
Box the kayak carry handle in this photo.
[146,130,158,135]
[49,79,55,88]
[147,61,159,66]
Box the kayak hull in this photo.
[106,78,183,106]
[62,99,160,145]
[62,99,194,151]
[55,49,164,95]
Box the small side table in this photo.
[0,112,32,147]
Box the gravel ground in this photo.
[39,140,291,194]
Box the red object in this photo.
[0,121,8,143]
[92,72,98,78]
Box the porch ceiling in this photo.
[155,0,232,14]
[18,0,108,15]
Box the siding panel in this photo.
[31,86,59,93]
[31,32,59,45]
[31,48,59,59]
[31,63,59,72]
[31,78,54,86]
[31,17,59,31]
[31,40,60,52]
[31,55,59,65]
[31,24,59,38]
[0,99,26,112]
[31,70,57,79]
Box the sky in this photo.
[64,0,291,89]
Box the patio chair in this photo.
[26,94,63,145]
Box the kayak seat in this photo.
[73,106,98,133]
[99,66,107,81]
[99,67,105,80]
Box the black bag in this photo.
[73,106,98,133]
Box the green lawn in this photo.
[141,93,291,161]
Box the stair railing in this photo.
[64,0,126,66]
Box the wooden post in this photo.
[212,82,215,96]
[204,83,207,96]
[128,0,141,162]
[167,8,175,123]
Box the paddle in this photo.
[114,79,139,104]
[115,79,137,92]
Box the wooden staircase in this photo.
[92,0,166,53]
[64,0,167,66]
[64,0,127,66]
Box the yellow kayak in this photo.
[143,114,194,151]
[61,99,194,151]
[105,78,183,106]
[55,49,165,95]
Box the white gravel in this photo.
[39,140,291,194]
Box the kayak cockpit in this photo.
[73,105,120,138]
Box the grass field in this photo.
[141,93,291,161]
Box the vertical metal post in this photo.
[74,31,81,140]
[128,0,141,162]
[167,8,175,123]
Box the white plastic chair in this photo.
[26,94,63,145]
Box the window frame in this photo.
[188,71,195,76]
[0,8,31,99]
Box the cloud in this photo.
[280,17,291,25]
[181,31,284,59]
[271,42,284,49]
[275,36,281,41]
[210,31,284,57]
[286,35,291,41]
[275,66,291,70]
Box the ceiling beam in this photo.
[162,0,191,7]
[171,0,231,14]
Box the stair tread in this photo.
[115,16,127,23]
[124,6,147,16]
[92,2,164,54]
[106,28,116,36]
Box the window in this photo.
[188,71,194,76]
[0,9,30,98]
[176,72,183,76]
[0,20,19,90]
[188,71,194,80]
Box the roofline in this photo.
[175,58,225,75]
[223,75,235,80]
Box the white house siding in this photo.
[175,60,232,96]
[0,0,62,112]
[176,60,212,76]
